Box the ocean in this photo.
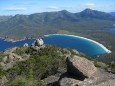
[0,39,34,51]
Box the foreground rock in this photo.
[66,56,97,78]
[44,75,59,85]
[59,72,115,86]
[0,47,30,70]
[0,53,24,70]
[58,56,115,86]
[60,77,81,86]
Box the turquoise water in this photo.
[43,34,107,57]
[0,34,107,57]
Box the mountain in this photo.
[110,12,115,16]
[0,16,12,22]
[0,9,115,39]
[77,8,114,20]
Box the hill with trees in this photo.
[0,8,114,39]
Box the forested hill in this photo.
[0,8,115,39]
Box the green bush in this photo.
[110,61,115,72]
[0,52,5,58]
[4,76,46,86]
[79,53,92,60]
[13,47,31,55]
[0,66,5,78]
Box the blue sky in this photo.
[0,0,115,15]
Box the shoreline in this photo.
[44,34,111,54]
[0,37,36,43]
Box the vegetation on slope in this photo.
[1,45,73,86]
[0,44,114,85]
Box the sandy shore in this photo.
[44,34,111,54]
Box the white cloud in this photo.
[3,8,27,11]
[84,3,95,8]
[46,6,59,9]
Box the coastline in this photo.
[0,37,36,43]
[44,34,111,54]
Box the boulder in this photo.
[66,56,97,78]
[31,38,45,50]
[32,39,44,47]
[3,56,8,63]
[36,39,44,46]
[23,43,29,47]
[44,75,59,85]
[62,78,115,86]
[94,79,115,86]
[59,77,81,86]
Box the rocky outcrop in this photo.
[66,55,97,78]
[0,53,24,70]
[23,43,29,47]
[1,47,31,70]
[59,77,80,86]
[4,47,17,54]
[44,75,59,85]
[58,56,115,86]
[31,38,45,50]
[59,73,115,86]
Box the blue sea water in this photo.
[0,39,34,51]
[0,34,107,57]
[43,34,107,57]
[106,28,115,34]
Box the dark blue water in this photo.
[0,34,108,57]
[106,28,115,34]
[96,28,115,34]
[0,39,34,51]
[43,34,107,57]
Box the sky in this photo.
[0,0,115,15]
